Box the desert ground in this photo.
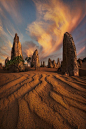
[0,67,86,129]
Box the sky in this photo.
[0,0,86,65]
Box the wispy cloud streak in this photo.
[77,46,85,56]
[0,0,22,24]
[26,0,85,59]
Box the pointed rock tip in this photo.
[64,32,70,35]
[15,33,18,37]
[35,49,38,52]
[64,32,72,37]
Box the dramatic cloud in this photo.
[72,16,86,42]
[0,20,14,64]
[0,10,24,65]
[0,0,85,65]
[26,0,85,59]
[0,45,11,65]
[22,41,42,59]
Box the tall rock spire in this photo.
[62,32,79,76]
[11,33,25,72]
[11,33,23,59]
[31,49,40,69]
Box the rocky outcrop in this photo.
[52,60,56,68]
[57,58,60,68]
[0,63,2,69]
[61,32,79,76]
[41,61,43,67]
[48,58,60,68]
[11,33,25,72]
[11,33,23,59]
[5,57,9,67]
[48,58,53,68]
[43,61,45,67]
[31,49,40,69]
[77,58,82,68]
[40,61,45,67]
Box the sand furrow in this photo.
[51,96,86,129]
[25,74,75,129]
[0,74,35,99]
[71,76,86,84]
[50,91,86,112]
[0,75,29,94]
[0,70,86,129]
[17,98,35,129]
[46,75,86,103]
[54,74,86,93]
[45,89,86,129]
[80,76,86,80]
[0,74,41,110]
[0,73,23,86]
[46,75,86,128]
[13,74,40,98]
[65,97,86,112]
[17,98,52,129]
[62,76,86,88]
[34,74,47,93]
[25,90,71,129]
[17,74,55,129]
[50,91,67,109]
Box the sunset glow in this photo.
[0,0,86,65]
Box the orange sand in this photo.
[0,68,86,129]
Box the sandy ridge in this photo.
[0,71,86,129]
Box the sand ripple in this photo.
[0,71,86,129]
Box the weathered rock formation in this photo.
[11,33,25,72]
[61,32,79,76]
[48,58,60,68]
[11,33,23,59]
[41,61,43,67]
[52,60,56,68]
[0,63,2,69]
[77,58,82,68]
[5,57,9,67]
[41,61,45,67]
[31,49,40,69]
[48,58,53,68]
[43,61,45,67]
[57,58,61,68]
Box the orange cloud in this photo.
[0,42,12,65]
[0,50,9,65]
[8,41,12,48]
[22,41,40,59]
[0,18,23,63]
[26,0,85,59]
[0,58,5,65]
[77,46,85,56]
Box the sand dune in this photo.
[0,68,86,129]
